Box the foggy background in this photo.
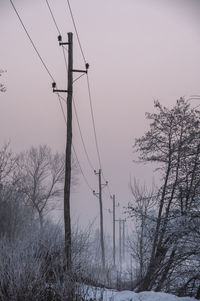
[1,0,200,233]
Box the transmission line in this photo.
[64,0,105,171]
[65,0,112,194]
[72,145,94,192]
[11,0,94,194]
[10,0,55,82]
[61,40,96,172]
[57,93,67,124]
[58,93,94,192]
[45,0,112,197]
[45,0,61,35]
[66,0,87,64]
[86,74,103,171]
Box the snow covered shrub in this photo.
[0,220,104,300]
[0,223,72,300]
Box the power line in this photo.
[73,73,85,84]
[61,41,96,172]
[65,0,112,193]
[10,0,55,82]
[63,0,103,171]
[73,99,96,171]
[72,144,94,192]
[86,74,103,170]
[45,0,111,196]
[64,0,105,172]
[45,0,95,172]
[10,0,95,195]
[45,0,61,35]
[57,93,67,124]
[66,0,87,64]
[57,92,94,193]
[57,91,99,174]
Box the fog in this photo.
[1,0,200,230]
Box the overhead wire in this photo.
[86,74,103,171]
[45,0,95,172]
[45,0,95,192]
[57,91,100,174]
[65,0,113,196]
[45,0,61,36]
[65,0,103,170]
[10,0,55,82]
[66,0,87,64]
[10,0,94,194]
[61,36,96,172]
[57,93,94,192]
[72,145,94,192]
[57,93,67,124]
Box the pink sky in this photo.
[1,0,200,231]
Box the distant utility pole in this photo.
[94,169,107,269]
[52,32,88,272]
[119,219,122,274]
[110,195,119,267]
[122,219,126,260]
[112,195,116,266]
[115,218,122,274]
[116,218,126,274]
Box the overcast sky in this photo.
[1,0,200,232]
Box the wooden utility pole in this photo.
[52,32,88,274]
[119,219,122,274]
[122,219,126,260]
[112,195,116,266]
[52,32,73,271]
[94,169,106,269]
[116,218,126,274]
[64,32,73,271]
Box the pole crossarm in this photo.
[93,190,99,197]
[52,82,69,93]
[53,89,69,93]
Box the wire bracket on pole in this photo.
[58,36,89,73]
[52,82,69,93]
[72,62,89,74]
[93,190,99,197]
[58,35,69,45]
[94,170,108,189]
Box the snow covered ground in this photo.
[84,287,197,301]
[107,290,196,301]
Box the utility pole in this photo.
[63,32,73,271]
[94,169,107,269]
[116,218,126,274]
[115,219,122,274]
[119,219,122,274]
[52,32,88,272]
[110,195,119,267]
[122,219,126,260]
[112,195,116,266]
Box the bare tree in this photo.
[0,142,16,185]
[17,145,78,228]
[0,70,6,92]
[127,180,157,281]
[0,143,36,241]
[131,98,200,293]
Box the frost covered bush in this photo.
[0,224,74,300]
[0,221,101,300]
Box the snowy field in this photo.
[107,290,196,301]
[84,287,197,301]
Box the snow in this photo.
[84,287,197,301]
[107,290,196,301]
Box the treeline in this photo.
[127,98,200,299]
[0,144,115,300]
